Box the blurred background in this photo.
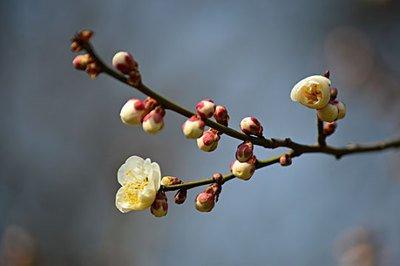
[1,0,400,265]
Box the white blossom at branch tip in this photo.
[115,156,161,213]
[290,75,331,109]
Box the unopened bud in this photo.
[235,141,254,162]
[79,29,93,42]
[196,129,220,152]
[195,191,215,212]
[86,62,101,79]
[72,54,92,70]
[70,41,82,52]
[323,122,337,136]
[174,189,187,204]
[213,105,229,126]
[195,99,215,119]
[112,51,138,75]
[182,115,205,139]
[279,154,292,166]
[323,70,330,79]
[212,172,224,185]
[240,117,263,137]
[336,101,346,120]
[120,98,146,125]
[317,103,338,122]
[142,106,165,134]
[143,97,158,113]
[230,156,257,180]
[330,87,338,100]
[150,191,168,217]
[161,176,182,186]
[128,69,141,87]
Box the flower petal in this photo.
[151,162,161,190]
[117,156,144,185]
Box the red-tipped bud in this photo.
[323,122,337,136]
[230,156,257,180]
[196,129,220,152]
[142,106,165,134]
[112,51,138,75]
[195,191,215,212]
[240,117,263,137]
[195,99,215,119]
[213,105,229,126]
[119,98,146,125]
[279,154,292,166]
[182,115,205,139]
[212,172,224,185]
[72,54,92,70]
[128,69,141,87]
[174,189,187,205]
[235,141,254,162]
[86,62,101,79]
[161,176,182,187]
[150,191,168,217]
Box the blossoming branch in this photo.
[70,30,400,217]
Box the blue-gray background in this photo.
[1,0,400,265]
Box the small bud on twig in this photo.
[197,129,220,152]
[213,105,229,126]
[195,99,215,119]
[330,87,338,100]
[142,106,165,134]
[195,190,215,212]
[240,117,263,137]
[112,51,138,75]
[279,153,292,166]
[323,122,337,136]
[236,141,254,162]
[120,98,146,125]
[230,156,257,180]
[182,115,205,139]
[174,189,187,204]
[72,54,92,70]
[150,191,168,217]
[161,176,182,186]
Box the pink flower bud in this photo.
[195,99,215,119]
[174,189,187,205]
[142,106,165,134]
[196,129,220,152]
[182,115,205,139]
[161,176,182,186]
[72,54,92,70]
[230,156,257,180]
[213,105,229,126]
[240,117,263,137]
[279,154,292,166]
[323,122,337,136]
[150,191,168,217]
[70,41,82,52]
[78,29,93,42]
[112,51,138,75]
[119,98,146,125]
[235,141,254,162]
[195,191,215,212]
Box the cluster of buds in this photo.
[195,173,223,212]
[71,30,102,79]
[161,176,187,205]
[182,99,230,153]
[150,191,168,217]
[112,51,141,86]
[230,155,257,180]
[120,97,166,134]
[290,72,346,123]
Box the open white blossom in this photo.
[115,156,161,213]
[290,75,331,109]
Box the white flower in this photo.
[115,156,161,213]
[290,75,331,109]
